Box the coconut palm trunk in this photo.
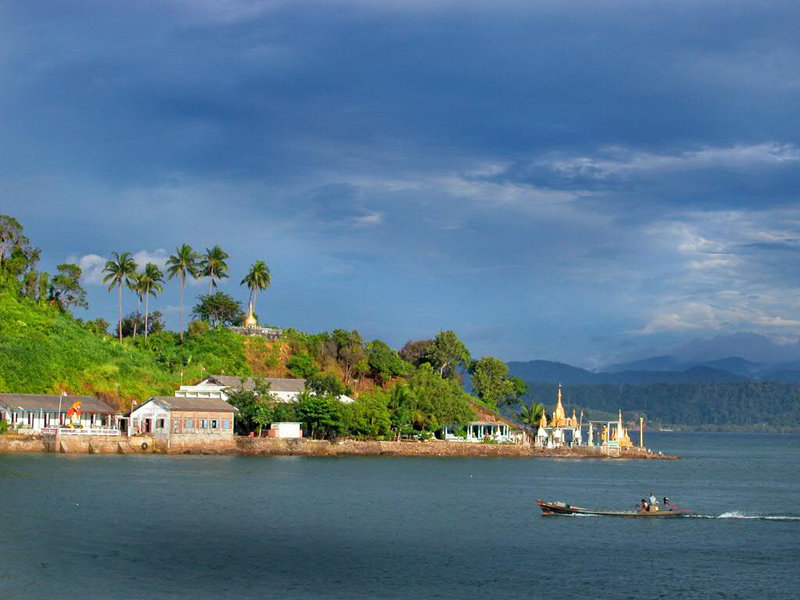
[117,280,123,341]
[144,284,150,340]
[179,272,185,340]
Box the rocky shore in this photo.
[0,434,678,459]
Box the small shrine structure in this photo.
[535,384,583,448]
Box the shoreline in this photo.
[0,435,678,459]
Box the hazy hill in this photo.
[604,333,800,379]
[507,360,747,385]
[523,381,800,431]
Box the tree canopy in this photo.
[192,291,244,328]
[426,330,471,379]
[470,356,527,408]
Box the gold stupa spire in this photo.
[539,409,547,429]
[552,383,566,427]
[244,301,258,327]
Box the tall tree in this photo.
[200,245,230,293]
[240,259,271,316]
[49,263,88,312]
[332,329,365,385]
[102,251,137,342]
[138,262,164,341]
[427,330,471,379]
[128,269,145,338]
[166,244,200,340]
[192,291,244,327]
[470,356,525,408]
[0,215,40,282]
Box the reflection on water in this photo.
[1,433,798,599]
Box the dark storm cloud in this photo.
[2,0,800,363]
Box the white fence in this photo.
[41,427,121,436]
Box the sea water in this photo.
[1,432,798,599]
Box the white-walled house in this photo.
[0,394,118,434]
[267,422,303,439]
[174,375,354,404]
[129,396,237,439]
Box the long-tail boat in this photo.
[537,498,694,517]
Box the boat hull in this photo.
[537,499,690,517]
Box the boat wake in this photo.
[691,511,800,521]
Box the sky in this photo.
[2,0,799,367]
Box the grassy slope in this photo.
[0,288,252,409]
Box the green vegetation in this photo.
[102,251,137,342]
[192,291,245,327]
[241,259,271,315]
[517,401,544,428]
[0,213,524,438]
[200,245,230,293]
[470,356,526,408]
[166,244,201,340]
[4,213,797,434]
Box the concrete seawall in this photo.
[0,434,676,459]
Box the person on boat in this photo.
[663,497,670,507]
[640,499,649,512]
[649,491,658,507]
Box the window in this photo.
[211,419,218,429]
[200,419,207,429]
[185,418,193,429]
[222,420,230,430]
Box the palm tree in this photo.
[128,269,145,338]
[102,252,137,342]
[518,402,545,428]
[166,244,200,340]
[139,262,164,340]
[240,259,271,317]
[201,245,230,293]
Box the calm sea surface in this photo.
[1,432,799,599]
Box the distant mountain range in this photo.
[509,333,800,384]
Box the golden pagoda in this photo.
[244,301,258,327]
[567,408,578,427]
[538,409,548,429]
[611,410,634,447]
[551,384,567,427]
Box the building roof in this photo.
[468,400,524,430]
[144,396,238,413]
[203,375,306,394]
[0,394,115,414]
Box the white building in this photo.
[0,393,118,434]
[267,422,303,439]
[129,396,237,439]
[174,375,354,403]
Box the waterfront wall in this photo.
[0,434,675,459]
[235,438,670,458]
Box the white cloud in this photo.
[633,293,800,338]
[69,249,169,286]
[538,142,800,180]
[131,249,169,270]
[68,254,106,286]
[351,212,383,227]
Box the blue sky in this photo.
[2,0,799,366]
